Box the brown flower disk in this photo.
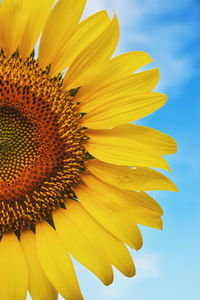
[0,55,87,234]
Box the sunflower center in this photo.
[0,106,39,183]
[0,54,87,235]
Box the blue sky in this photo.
[58,1,200,300]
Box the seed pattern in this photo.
[0,106,39,183]
[0,54,87,235]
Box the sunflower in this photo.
[0,0,177,299]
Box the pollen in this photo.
[0,54,87,235]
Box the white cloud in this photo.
[98,285,123,299]
[134,253,162,280]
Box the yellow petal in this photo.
[86,128,171,170]
[57,200,136,277]
[51,10,110,75]
[81,172,163,215]
[19,0,55,59]
[38,0,86,68]
[63,14,120,89]
[95,123,177,154]
[0,0,29,57]
[76,177,163,236]
[81,172,163,229]
[21,231,57,300]
[75,183,143,249]
[80,68,159,110]
[81,92,167,129]
[0,233,28,300]
[53,208,114,285]
[80,172,163,230]
[77,51,153,101]
[36,221,83,300]
[86,159,178,191]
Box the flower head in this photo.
[0,0,177,299]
